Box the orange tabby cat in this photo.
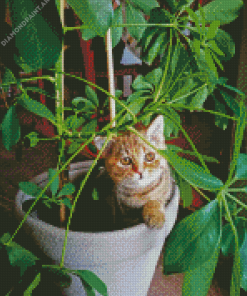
[94,115,172,229]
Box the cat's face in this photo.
[94,115,167,191]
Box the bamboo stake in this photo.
[106,28,116,127]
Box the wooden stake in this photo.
[59,0,66,228]
[106,28,116,127]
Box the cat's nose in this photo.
[132,164,143,179]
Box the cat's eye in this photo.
[120,157,132,165]
[145,152,155,162]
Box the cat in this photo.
[92,115,173,229]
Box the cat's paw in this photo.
[143,200,165,229]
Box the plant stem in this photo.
[6,134,96,245]
[226,192,247,211]
[64,23,175,32]
[168,83,207,105]
[60,132,114,268]
[162,107,210,173]
[154,28,173,103]
[49,70,136,122]
[171,104,238,121]
[20,76,55,83]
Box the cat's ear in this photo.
[94,136,114,158]
[146,115,165,148]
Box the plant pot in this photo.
[15,161,180,296]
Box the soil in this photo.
[22,162,144,232]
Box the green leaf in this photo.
[14,55,34,74]
[167,145,219,163]
[177,0,194,14]
[67,140,84,155]
[186,7,200,33]
[214,29,235,62]
[5,241,39,277]
[125,92,147,121]
[80,119,97,136]
[163,199,221,274]
[160,150,223,190]
[213,97,228,130]
[115,90,123,98]
[111,6,123,48]
[80,28,98,41]
[131,0,159,15]
[42,266,72,288]
[230,101,246,179]
[209,49,224,71]
[92,187,99,200]
[48,168,59,197]
[57,183,75,198]
[171,43,181,74]
[72,97,96,112]
[235,154,247,179]
[231,241,241,296]
[144,68,162,87]
[126,3,146,41]
[83,282,96,296]
[2,105,21,151]
[240,230,247,291]
[206,20,220,40]
[67,0,113,37]
[18,93,56,124]
[189,84,208,109]
[25,87,54,99]
[75,270,108,296]
[195,0,244,26]
[19,181,44,198]
[221,218,246,256]
[140,27,159,51]
[144,32,165,64]
[1,68,16,92]
[61,197,73,210]
[132,75,153,91]
[9,0,62,70]
[219,89,240,116]
[65,116,85,130]
[207,40,225,56]
[0,232,12,245]
[182,245,220,296]
[24,273,41,296]
[175,173,193,208]
[85,85,99,107]
[204,47,218,78]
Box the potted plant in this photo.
[0,0,246,295]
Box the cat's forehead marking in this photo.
[116,133,147,156]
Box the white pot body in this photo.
[15,161,180,296]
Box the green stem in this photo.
[6,134,96,245]
[20,76,55,83]
[162,107,210,173]
[226,192,247,211]
[171,104,238,121]
[168,83,207,105]
[60,132,113,268]
[49,70,136,122]
[64,23,175,32]
[154,28,173,103]
[221,193,241,294]
[226,100,246,186]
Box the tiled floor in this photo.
[0,139,229,295]
[148,252,228,296]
